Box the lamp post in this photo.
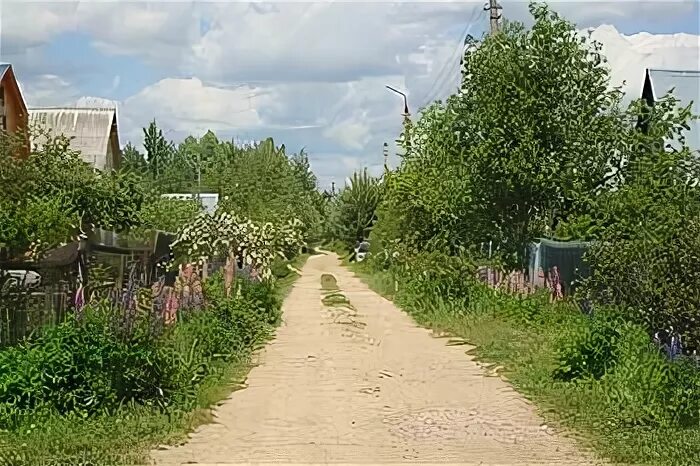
[386,85,412,157]
[385,85,410,117]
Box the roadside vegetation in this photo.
[0,116,325,464]
[332,3,700,465]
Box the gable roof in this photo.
[645,68,700,152]
[28,107,120,169]
[0,63,28,115]
[0,64,10,81]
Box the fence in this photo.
[0,243,78,346]
[0,227,265,346]
[476,238,591,301]
[476,239,698,361]
[0,230,174,346]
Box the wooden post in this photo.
[224,250,236,298]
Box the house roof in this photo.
[0,63,28,115]
[27,107,119,169]
[0,64,10,81]
[646,68,700,152]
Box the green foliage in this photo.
[0,274,280,430]
[143,120,175,180]
[0,304,168,427]
[554,310,628,381]
[0,127,144,258]
[171,211,304,281]
[373,2,700,270]
[211,138,325,241]
[139,194,202,234]
[329,168,383,249]
[575,94,700,350]
[120,142,148,175]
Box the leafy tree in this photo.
[211,138,324,242]
[138,195,202,234]
[0,127,143,258]
[375,2,643,268]
[579,93,700,350]
[171,211,304,295]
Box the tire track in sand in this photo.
[152,252,598,465]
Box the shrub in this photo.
[554,310,628,381]
[0,304,168,427]
[0,273,282,430]
[553,308,700,429]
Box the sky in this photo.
[1,0,699,188]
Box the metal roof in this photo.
[646,69,700,152]
[0,64,10,81]
[28,107,119,170]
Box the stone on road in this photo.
[152,253,595,465]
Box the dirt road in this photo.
[152,253,595,465]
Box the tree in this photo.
[579,93,700,350]
[330,169,383,250]
[375,2,638,268]
[171,211,304,295]
[121,142,147,174]
[211,137,325,241]
[0,126,144,259]
[143,120,173,180]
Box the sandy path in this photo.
[152,253,595,465]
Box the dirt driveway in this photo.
[152,253,596,465]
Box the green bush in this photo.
[552,307,700,429]
[0,305,168,427]
[554,310,627,381]
[0,274,281,430]
[600,329,700,429]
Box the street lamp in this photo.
[385,85,410,116]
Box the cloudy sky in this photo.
[1,1,699,187]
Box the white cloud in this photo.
[118,77,269,145]
[587,24,700,103]
[323,118,372,151]
[1,2,78,50]
[20,74,80,107]
[76,96,118,109]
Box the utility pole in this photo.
[383,142,389,172]
[197,151,201,197]
[484,0,502,35]
[331,181,336,196]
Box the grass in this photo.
[0,255,310,466]
[348,263,700,466]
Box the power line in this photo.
[417,6,487,109]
